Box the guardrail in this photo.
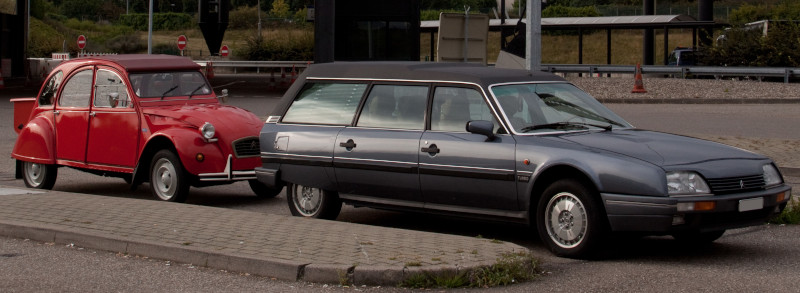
[194,60,312,74]
[540,64,800,83]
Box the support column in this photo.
[525,0,541,71]
[643,0,654,65]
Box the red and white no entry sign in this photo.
[220,45,229,57]
[77,35,86,49]
[177,35,187,51]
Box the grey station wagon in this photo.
[256,62,792,258]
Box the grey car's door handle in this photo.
[421,145,440,154]
[339,139,357,149]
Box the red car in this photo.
[11,54,279,202]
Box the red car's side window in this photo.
[93,69,131,108]
[38,71,63,106]
[58,70,94,108]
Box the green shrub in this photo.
[237,30,313,61]
[770,202,800,225]
[229,6,267,29]
[118,13,194,31]
[704,22,800,67]
[28,17,66,57]
[106,34,145,54]
[542,5,600,18]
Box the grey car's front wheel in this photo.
[536,179,608,258]
[22,161,57,189]
[286,183,341,220]
[149,150,190,202]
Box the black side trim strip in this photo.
[262,156,333,167]
[333,161,417,174]
[419,166,515,181]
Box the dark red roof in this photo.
[76,54,200,72]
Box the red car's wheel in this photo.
[150,150,190,202]
[22,161,57,189]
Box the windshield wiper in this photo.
[160,85,179,100]
[520,122,613,133]
[187,84,207,99]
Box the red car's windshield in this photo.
[130,71,212,99]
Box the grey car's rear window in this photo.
[282,83,367,125]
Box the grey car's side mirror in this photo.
[467,120,495,141]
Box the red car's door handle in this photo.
[89,112,96,117]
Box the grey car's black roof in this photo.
[301,62,566,87]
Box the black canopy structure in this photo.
[421,15,721,66]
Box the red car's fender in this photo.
[11,114,56,164]
[142,128,228,176]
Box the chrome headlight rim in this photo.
[667,171,711,196]
[762,163,783,188]
[200,122,216,140]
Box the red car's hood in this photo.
[143,103,262,137]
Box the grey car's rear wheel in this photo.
[150,150,190,202]
[536,179,607,258]
[22,161,57,189]
[286,183,341,220]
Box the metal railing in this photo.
[194,60,312,74]
[540,64,800,83]
[194,61,800,83]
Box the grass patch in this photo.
[769,202,800,225]
[399,251,539,289]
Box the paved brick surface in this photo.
[0,188,525,285]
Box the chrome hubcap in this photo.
[546,192,588,248]
[25,162,44,185]
[153,158,176,200]
[293,185,322,216]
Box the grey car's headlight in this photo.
[763,164,783,187]
[667,171,710,196]
[200,122,216,140]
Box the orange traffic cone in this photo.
[206,61,215,79]
[279,68,288,88]
[631,63,647,93]
[268,71,276,91]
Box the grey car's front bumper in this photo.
[602,185,792,232]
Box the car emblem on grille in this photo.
[740,180,745,189]
[250,140,258,149]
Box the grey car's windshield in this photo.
[491,83,632,133]
[130,71,212,99]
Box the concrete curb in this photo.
[0,189,527,287]
[0,220,516,286]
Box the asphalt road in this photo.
[2,82,799,291]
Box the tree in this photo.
[270,0,290,19]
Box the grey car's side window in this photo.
[431,87,498,133]
[282,83,367,125]
[357,84,427,129]
[58,69,94,108]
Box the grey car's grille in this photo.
[233,137,260,158]
[707,175,765,195]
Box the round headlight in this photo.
[667,171,710,196]
[200,122,216,140]
[763,164,783,187]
